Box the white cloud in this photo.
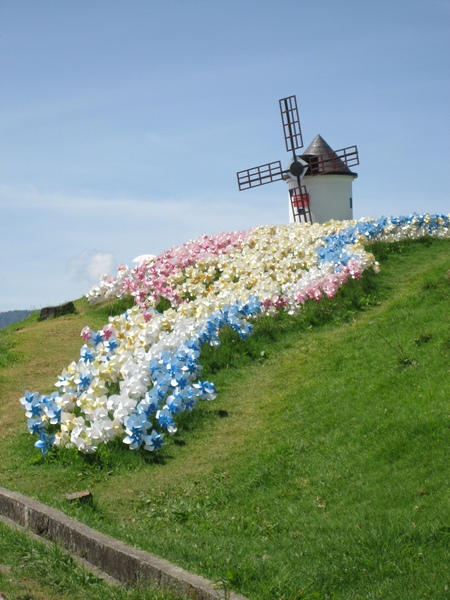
[67,250,117,284]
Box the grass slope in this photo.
[0,238,449,600]
[0,521,185,600]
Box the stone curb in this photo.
[0,512,123,587]
[0,486,248,600]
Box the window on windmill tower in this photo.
[350,197,353,209]
[309,156,319,175]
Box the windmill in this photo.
[236,95,359,224]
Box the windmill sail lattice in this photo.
[280,95,303,152]
[289,186,311,223]
[236,161,283,190]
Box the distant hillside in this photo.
[0,310,32,329]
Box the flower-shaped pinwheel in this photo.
[22,213,450,454]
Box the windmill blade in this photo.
[237,160,283,190]
[308,145,359,176]
[279,96,303,153]
[289,185,312,224]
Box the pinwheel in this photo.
[21,213,449,455]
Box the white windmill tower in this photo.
[237,96,359,224]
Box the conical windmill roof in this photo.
[301,134,356,175]
[303,134,335,156]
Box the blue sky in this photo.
[1,0,449,311]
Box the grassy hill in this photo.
[0,237,449,600]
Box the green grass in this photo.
[0,237,449,600]
[0,521,186,600]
